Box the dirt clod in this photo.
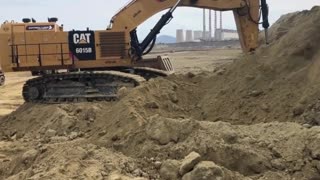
[182,161,224,180]
[160,160,181,180]
[22,149,38,164]
[45,129,57,138]
[179,152,202,176]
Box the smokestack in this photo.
[176,29,184,43]
[186,30,193,42]
[214,11,217,31]
[209,10,212,39]
[214,11,217,40]
[220,11,223,30]
[203,9,206,39]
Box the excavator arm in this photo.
[109,0,265,53]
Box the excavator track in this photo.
[22,71,146,103]
[0,71,5,86]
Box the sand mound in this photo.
[1,6,320,180]
[196,6,320,125]
[262,6,320,59]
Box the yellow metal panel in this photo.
[55,32,72,65]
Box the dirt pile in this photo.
[1,6,320,180]
[197,6,320,125]
[261,6,320,59]
[1,78,320,179]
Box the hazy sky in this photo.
[0,0,318,38]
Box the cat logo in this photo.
[73,33,91,44]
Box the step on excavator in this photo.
[0,0,269,102]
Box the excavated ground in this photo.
[1,6,320,180]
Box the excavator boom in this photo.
[110,0,262,52]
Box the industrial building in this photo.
[185,30,193,42]
[220,29,239,40]
[176,29,184,43]
[175,9,239,42]
[193,31,203,41]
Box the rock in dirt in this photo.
[0,153,10,162]
[145,101,159,109]
[187,72,196,78]
[216,68,226,75]
[271,159,285,170]
[316,161,320,172]
[154,161,162,169]
[45,129,56,138]
[146,115,198,145]
[179,151,201,176]
[302,102,320,124]
[50,136,68,143]
[69,131,79,140]
[182,161,224,180]
[293,105,305,116]
[160,159,181,180]
[302,123,312,129]
[248,90,263,97]
[221,129,238,144]
[260,103,270,113]
[170,93,179,103]
[84,107,97,122]
[109,172,147,180]
[133,168,143,177]
[308,135,320,159]
[118,87,129,98]
[22,149,38,164]
[245,75,255,81]
[0,153,7,159]
[310,176,320,180]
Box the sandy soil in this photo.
[150,49,241,74]
[0,72,31,118]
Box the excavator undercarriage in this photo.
[22,58,173,103]
[23,71,143,103]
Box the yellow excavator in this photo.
[0,0,269,101]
